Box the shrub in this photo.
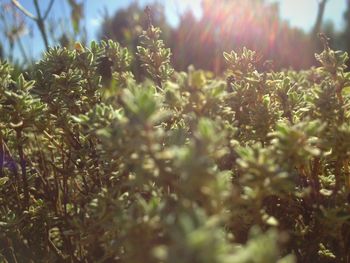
[0,22,350,263]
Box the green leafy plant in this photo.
[0,18,349,263]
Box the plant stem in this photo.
[16,129,29,207]
[0,136,4,177]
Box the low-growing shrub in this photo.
[0,21,350,263]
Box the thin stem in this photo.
[47,233,68,260]
[9,245,19,263]
[0,136,4,177]
[16,129,29,208]
[311,157,321,202]
[333,159,342,196]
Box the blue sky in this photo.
[0,0,347,60]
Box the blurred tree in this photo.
[103,0,350,73]
[170,0,314,72]
[313,0,329,38]
[170,10,198,71]
[100,0,317,73]
[100,2,171,46]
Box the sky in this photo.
[84,0,346,32]
[0,0,347,60]
[271,0,346,31]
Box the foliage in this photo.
[99,2,172,80]
[0,20,350,263]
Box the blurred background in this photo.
[0,0,348,73]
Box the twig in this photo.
[48,235,69,261]
[0,136,4,177]
[42,130,79,167]
[16,129,29,208]
[33,0,49,51]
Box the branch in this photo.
[33,0,49,50]
[11,0,37,20]
[43,0,55,20]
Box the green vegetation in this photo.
[0,20,350,263]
